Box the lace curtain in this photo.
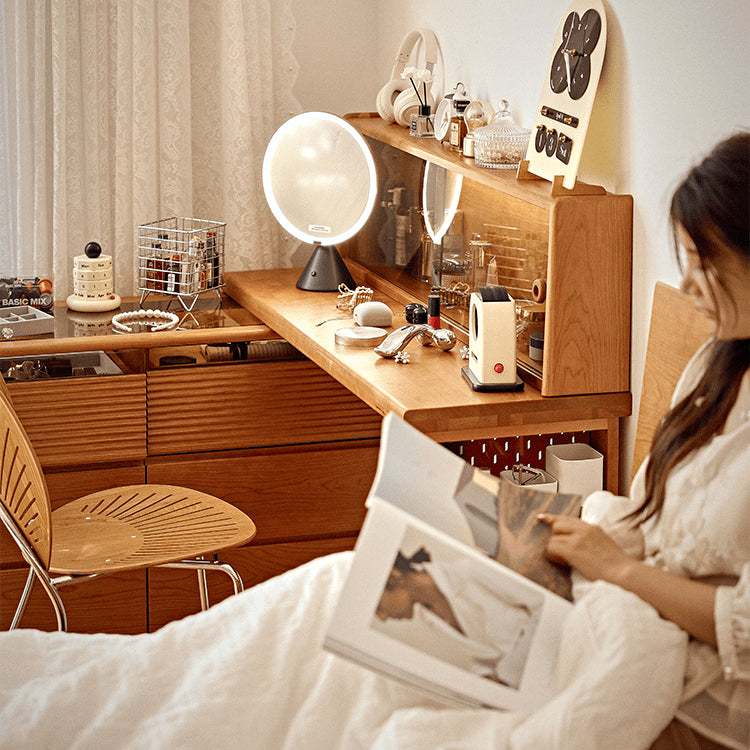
[0,0,302,296]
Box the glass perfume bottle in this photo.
[410,105,435,138]
[448,89,471,153]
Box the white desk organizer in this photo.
[500,468,558,494]
[461,286,524,392]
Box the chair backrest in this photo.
[0,378,53,569]
[631,282,715,480]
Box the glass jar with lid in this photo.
[473,100,531,169]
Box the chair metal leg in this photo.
[10,568,36,629]
[160,558,245,610]
[197,569,209,611]
[1,503,68,631]
[11,566,68,632]
[215,562,245,595]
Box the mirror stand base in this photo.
[297,245,356,292]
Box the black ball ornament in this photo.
[84,241,102,259]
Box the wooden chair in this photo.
[0,377,257,631]
[631,282,714,480]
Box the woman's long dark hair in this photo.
[635,132,750,522]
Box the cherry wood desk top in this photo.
[225,269,631,447]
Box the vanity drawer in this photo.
[146,360,382,455]
[146,440,380,543]
[6,375,147,468]
[0,568,147,634]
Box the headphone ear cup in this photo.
[376,78,409,123]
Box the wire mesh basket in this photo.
[137,217,225,310]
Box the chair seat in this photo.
[49,485,256,575]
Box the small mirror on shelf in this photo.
[262,112,378,291]
[422,162,463,246]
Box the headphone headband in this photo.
[389,28,438,80]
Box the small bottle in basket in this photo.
[206,231,220,289]
[188,238,204,294]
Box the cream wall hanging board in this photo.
[521,0,607,190]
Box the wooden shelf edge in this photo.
[345,113,615,207]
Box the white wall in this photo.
[292,0,750,487]
[290,0,379,116]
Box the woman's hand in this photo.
[536,514,636,585]
[537,513,719,644]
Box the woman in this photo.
[540,131,750,750]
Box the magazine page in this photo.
[324,498,573,712]
[364,412,477,548]
[369,413,582,598]
[494,482,582,601]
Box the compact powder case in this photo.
[334,326,388,347]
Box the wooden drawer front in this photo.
[146,441,379,544]
[0,568,147,634]
[1,464,146,567]
[148,536,356,631]
[147,361,382,455]
[7,375,147,467]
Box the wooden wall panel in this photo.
[147,361,382,455]
[631,283,713,479]
[7,375,147,467]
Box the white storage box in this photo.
[545,443,603,497]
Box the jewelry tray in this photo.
[0,305,55,337]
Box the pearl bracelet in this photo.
[111,309,180,334]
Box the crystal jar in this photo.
[473,100,531,170]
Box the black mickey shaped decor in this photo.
[549,9,602,101]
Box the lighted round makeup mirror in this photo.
[422,161,463,245]
[263,112,378,291]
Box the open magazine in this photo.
[324,413,583,712]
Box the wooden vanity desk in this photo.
[225,269,630,491]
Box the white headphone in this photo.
[376,29,440,128]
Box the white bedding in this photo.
[0,552,688,750]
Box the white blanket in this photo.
[0,552,687,750]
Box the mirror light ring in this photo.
[262,112,378,246]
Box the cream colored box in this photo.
[545,443,603,497]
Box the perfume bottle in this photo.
[410,105,434,138]
[449,90,471,153]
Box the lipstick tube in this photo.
[428,294,441,329]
